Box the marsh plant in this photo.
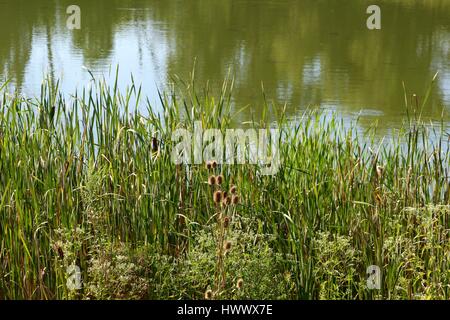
[0,73,449,300]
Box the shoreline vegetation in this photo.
[0,75,449,300]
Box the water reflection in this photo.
[0,0,449,128]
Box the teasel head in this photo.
[232,195,240,205]
[229,185,237,194]
[223,240,232,252]
[206,161,212,170]
[223,196,232,207]
[236,278,244,289]
[223,216,230,228]
[204,289,213,300]
[213,190,223,204]
[212,160,218,169]
[208,175,216,186]
[216,174,224,185]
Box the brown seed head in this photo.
[213,190,223,204]
[223,196,232,206]
[232,195,240,205]
[216,175,224,185]
[223,216,230,228]
[212,161,218,169]
[205,289,213,300]
[229,185,237,194]
[224,240,232,251]
[206,161,212,170]
[236,278,244,289]
[208,175,216,186]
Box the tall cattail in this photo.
[229,185,237,194]
[216,175,224,185]
[232,195,240,205]
[213,190,223,204]
[208,175,216,186]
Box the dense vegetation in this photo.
[0,76,449,299]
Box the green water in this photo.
[0,0,449,129]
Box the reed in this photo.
[0,73,448,299]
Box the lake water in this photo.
[1,0,449,131]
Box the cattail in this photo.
[213,190,223,204]
[223,216,230,228]
[224,240,232,252]
[212,161,218,169]
[216,175,224,185]
[223,196,232,206]
[206,161,212,170]
[204,289,213,300]
[208,175,216,186]
[229,185,237,194]
[236,278,244,289]
[151,137,159,152]
[232,195,240,205]
[223,191,228,199]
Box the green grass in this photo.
[0,73,449,300]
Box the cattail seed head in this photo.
[229,185,237,194]
[213,190,223,204]
[206,161,212,170]
[232,195,240,205]
[208,175,216,186]
[205,289,213,300]
[216,175,224,185]
[236,278,244,289]
[222,191,228,199]
[212,161,218,169]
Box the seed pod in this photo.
[216,175,224,185]
[208,175,216,186]
[236,278,244,289]
[213,190,223,204]
[232,195,240,205]
[223,216,230,228]
[206,161,212,170]
[229,185,237,194]
[212,161,218,169]
[204,289,213,300]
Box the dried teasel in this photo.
[216,174,224,185]
[204,289,213,300]
[236,278,244,289]
[376,165,384,180]
[232,195,240,205]
[223,216,230,228]
[229,185,237,194]
[208,175,216,186]
[212,160,218,169]
[213,190,223,204]
[206,161,213,170]
[223,240,232,252]
[222,196,232,206]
